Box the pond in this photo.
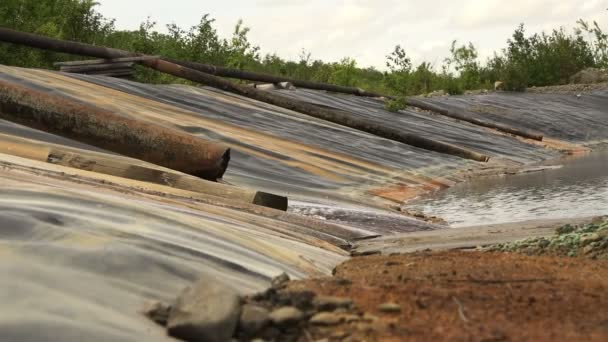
[404,149,608,227]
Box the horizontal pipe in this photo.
[60,62,134,72]
[0,27,489,162]
[0,133,287,210]
[144,58,490,162]
[164,58,386,98]
[62,69,134,78]
[0,79,230,180]
[0,28,542,144]
[54,55,160,67]
[406,98,544,141]
[0,28,378,97]
[86,71,133,77]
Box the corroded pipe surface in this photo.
[0,27,489,162]
[165,58,385,98]
[0,79,230,180]
[144,59,490,162]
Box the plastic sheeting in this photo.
[414,91,608,143]
[274,89,559,164]
[0,154,347,341]
[11,67,472,201]
[0,64,605,341]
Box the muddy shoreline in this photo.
[279,249,608,341]
[149,220,608,342]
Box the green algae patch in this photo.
[490,218,608,259]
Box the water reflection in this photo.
[405,150,608,227]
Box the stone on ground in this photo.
[268,306,303,326]
[270,272,290,288]
[167,278,241,342]
[377,302,402,313]
[313,296,353,311]
[238,304,270,336]
[309,312,344,326]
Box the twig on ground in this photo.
[452,297,469,323]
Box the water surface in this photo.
[405,150,608,227]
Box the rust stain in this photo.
[368,183,431,203]
[0,75,230,180]
[0,66,481,206]
[6,67,403,183]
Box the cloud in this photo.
[97,0,608,69]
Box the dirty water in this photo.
[404,150,608,227]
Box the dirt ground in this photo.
[284,251,608,341]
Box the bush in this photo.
[0,2,606,95]
[501,62,529,91]
[384,97,408,112]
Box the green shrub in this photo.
[0,2,606,94]
[384,97,408,112]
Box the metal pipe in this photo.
[0,79,230,180]
[0,27,490,162]
[406,98,544,141]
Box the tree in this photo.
[330,57,357,87]
[384,45,412,95]
[578,19,608,68]
[224,19,260,70]
[386,45,411,73]
[444,40,482,90]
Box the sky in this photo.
[96,0,608,70]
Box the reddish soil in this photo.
[285,251,608,341]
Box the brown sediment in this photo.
[367,183,433,203]
[281,251,608,341]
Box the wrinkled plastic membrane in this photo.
[0,65,606,341]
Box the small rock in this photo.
[343,314,361,323]
[238,304,270,336]
[309,312,343,326]
[278,290,315,309]
[378,303,401,313]
[313,296,353,311]
[536,239,550,248]
[362,313,379,322]
[142,300,171,326]
[583,245,596,255]
[581,233,601,245]
[271,272,290,288]
[334,278,352,286]
[251,287,276,302]
[167,279,241,342]
[269,306,303,326]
